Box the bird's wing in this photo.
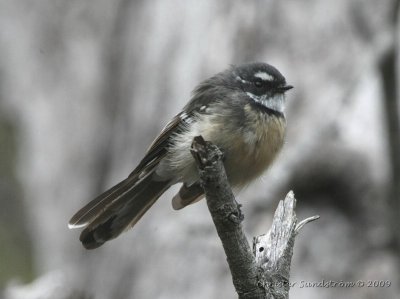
[128,92,215,179]
[68,112,188,229]
[128,112,188,178]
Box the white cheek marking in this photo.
[246,92,285,113]
[246,92,258,102]
[254,71,274,81]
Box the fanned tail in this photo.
[69,172,171,249]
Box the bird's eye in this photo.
[254,79,263,88]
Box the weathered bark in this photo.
[191,136,319,299]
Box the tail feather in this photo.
[171,183,204,210]
[69,172,171,249]
[68,176,137,229]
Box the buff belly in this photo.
[156,103,286,187]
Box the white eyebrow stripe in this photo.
[254,71,274,81]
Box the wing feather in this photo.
[69,112,186,229]
[128,113,185,178]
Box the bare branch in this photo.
[191,136,262,298]
[191,136,318,299]
[296,215,320,234]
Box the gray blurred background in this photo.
[0,0,399,298]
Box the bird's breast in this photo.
[157,103,286,186]
[221,104,286,186]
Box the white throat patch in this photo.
[246,92,285,113]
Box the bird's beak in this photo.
[277,84,294,93]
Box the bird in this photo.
[68,62,293,249]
